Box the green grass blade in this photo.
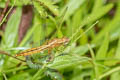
[96,33,109,59]
[92,3,120,43]
[115,37,120,59]
[4,7,22,48]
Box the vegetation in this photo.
[0,0,120,80]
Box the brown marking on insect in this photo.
[15,37,69,56]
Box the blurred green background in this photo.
[0,0,120,80]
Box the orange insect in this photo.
[15,37,69,56]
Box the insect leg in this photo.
[47,48,54,62]
[48,48,52,54]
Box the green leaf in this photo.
[19,25,37,47]
[96,34,109,59]
[34,0,59,16]
[72,6,84,33]
[92,0,103,12]
[110,72,120,80]
[115,37,120,59]
[82,3,113,25]
[64,0,85,20]
[4,7,22,48]
[32,14,44,46]
[9,72,30,80]
[48,55,89,70]
[92,3,120,43]
[104,48,116,66]
[78,29,88,45]
[33,1,47,18]
[72,44,95,55]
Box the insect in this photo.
[15,37,69,56]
